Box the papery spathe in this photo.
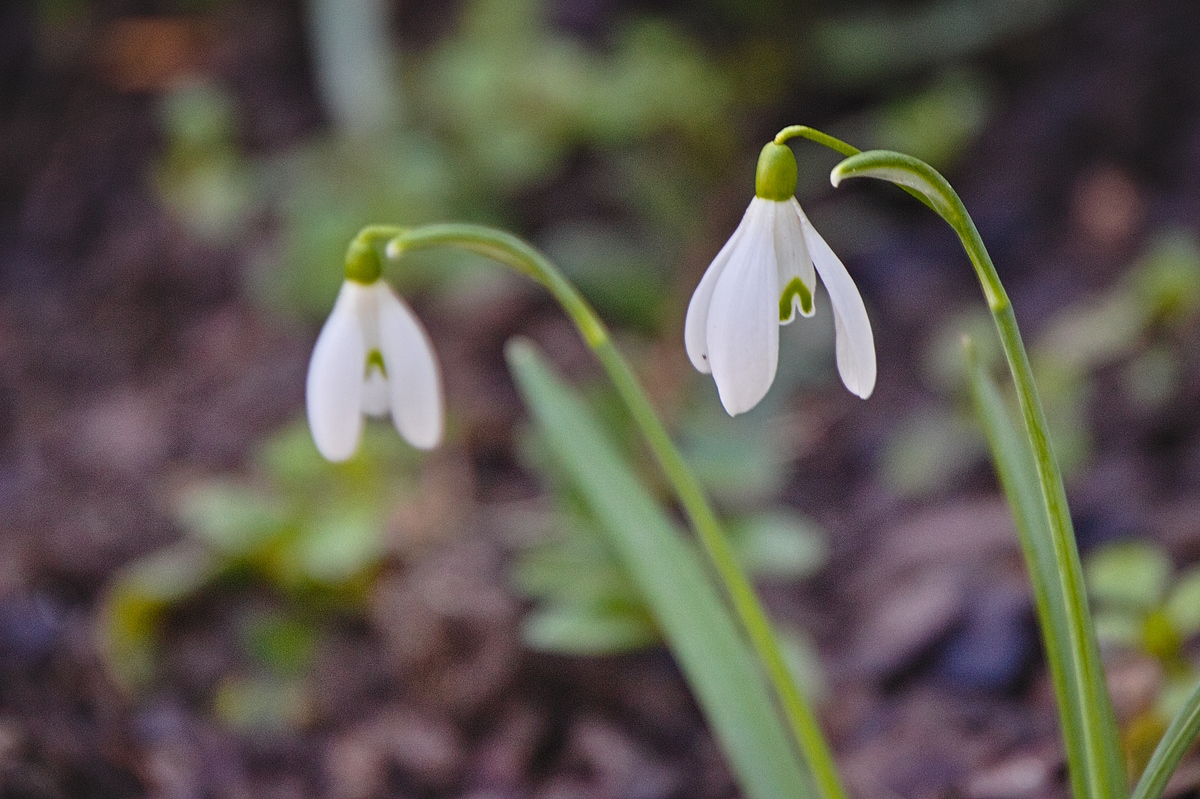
[306,279,444,461]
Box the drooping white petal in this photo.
[685,199,761,374]
[706,201,780,415]
[307,282,368,461]
[775,199,816,323]
[796,204,876,399]
[374,283,444,450]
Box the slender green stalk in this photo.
[964,337,1094,799]
[775,125,936,211]
[385,223,847,799]
[776,125,862,157]
[829,150,1127,799]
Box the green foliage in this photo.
[965,336,1127,799]
[888,232,1200,499]
[507,340,818,799]
[211,611,318,733]
[150,0,744,325]
[98,420,424,697]
[1032,232,1200,472]
[870,70,993,169]
[812,0,1084,88]
[1087,540,1200,680]
[509,369,828,699]
[1085,539,1200,778]
[419,0,733,189]
[154,82,256,245]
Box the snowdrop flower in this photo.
[685,141,876,415]
[306,241,443,461]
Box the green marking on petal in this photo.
[779,277,813,321]
[365,349,387,377]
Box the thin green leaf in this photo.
[507,340,815,799]
[1131,677,1200,799]
[964,340,1108,799]
[836,145,1129,799]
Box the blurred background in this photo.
[2,0,1200,797]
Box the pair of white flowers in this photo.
[305,141,875,460]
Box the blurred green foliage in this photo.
[509,373,828,699]
[811,0,1084,88]
[148,0,1027,331]
[884,231,1200,499]
[154,0,744,325]
[154,83,257,244]
[509,344,830,719]
[1085,540,1200,776]
[98,421,425,713]
[132,0,1172,723]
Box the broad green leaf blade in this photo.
[1166,569,1200,637]
[294,505,384,584]
[965,341,1123,799]
[507,340,815,799]
[1131,678,1200,799]
[1092,610,1145,649]
[731,511,829,581]
[1085,542,1171,612]
[176,482,290,556]
[98,546,219,691]
[522,605,659,655]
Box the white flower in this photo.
[685,195,876,415]
[306,278,444,460]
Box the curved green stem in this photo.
[775,125,936,211]
[386,223,847,799]
[775,125,862,157]
[830,150,1126,799]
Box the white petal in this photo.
[706,201,780,415]
[374,283,444,450]
[776,199,816,322]
[685,199,761,374]
[361,367,390,416]
[307,282,368,461]
[796,205,876,399]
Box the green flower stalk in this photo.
[829,146,1127,799]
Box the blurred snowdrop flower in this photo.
[686,142,876,415]
[306,242,443,461]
